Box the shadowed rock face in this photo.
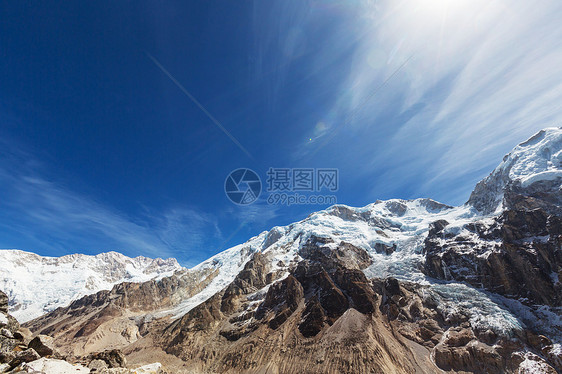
[156,244,436,374]
[424,202,562,307]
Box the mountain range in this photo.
[1,127,561,373]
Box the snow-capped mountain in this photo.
[0,250,184,322]
[3,128,561,373]
[469,127,562,214]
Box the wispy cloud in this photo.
[0,139,224,264]
[279,0,562,204]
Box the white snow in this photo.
[0,250,184,322]
[470,127,562,213]
[550,343,562,356]
[517,352,555,373]
[503,128,562,182]
[0,312,8,326]
[152,194,552,338]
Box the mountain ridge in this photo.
[0,249,184,323]
[2,127,561,373]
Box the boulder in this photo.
[28,335,59,357]
[18,358,89,373]
[8,348,40,368]
[88,358,109,371]
[88,349,127,368]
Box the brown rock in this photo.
[444,328,475,347]
[28,335,58,357]
[88,349,127,368]
[8,348,40,368]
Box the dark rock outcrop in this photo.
[424,204,562,306]
[87,349,127,368]
[28,334,59,357]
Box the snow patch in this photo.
[0,313,8,326]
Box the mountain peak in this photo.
[468,127,562,214]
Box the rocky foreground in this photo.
[1,290,167,373]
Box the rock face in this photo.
[1,290,28,369]
[0,293,8,314]
[424,205,562,307]
[157,244,437,374]
[86,349,127,368]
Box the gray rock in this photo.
[89,358,109,371]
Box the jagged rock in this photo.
[294,261,348,322]
[373,242,396,254]
[0,349,16,365]
[0,296,25,368]
[256,274,303,329]
[329,267,377,314]
[28,334,59,357]
[298,296,326,337]
[298,236,372,270]
[88,349,127,368]
[8,348,40,368]
[424,204,562,306]
[221,252,270,314]
[444,327,475,347]
[0,292,7,314]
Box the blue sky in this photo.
[1,0,561,266]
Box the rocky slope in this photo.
[1,289,167,373]
[7,127,562,373]
[0,250,183,322]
